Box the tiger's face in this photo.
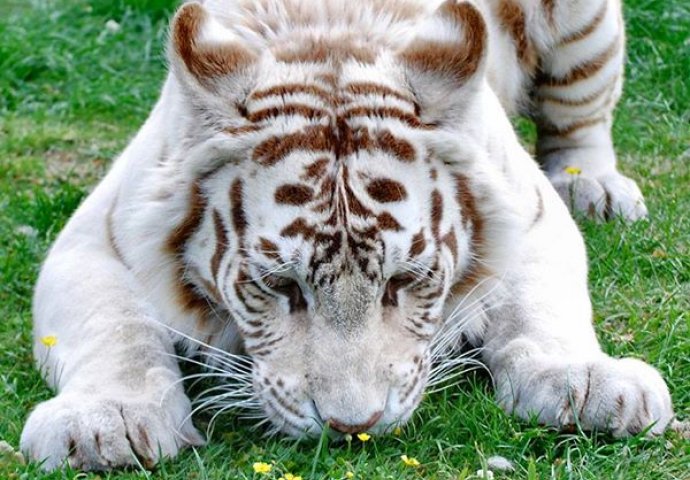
[193,62,479,436]
[170,0,495,436]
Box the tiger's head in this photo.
[161,0,521,436]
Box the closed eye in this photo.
[382,273,417,308]
[263,274,307,313]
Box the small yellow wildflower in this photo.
[564,166,582,175]
[40,335,58,348]
[279,474,302,480]
[356,433,371,442]
[400,454,421,468]
[345,472,355,479]
[253,462,272,474]
[392,427,402,436]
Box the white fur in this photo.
[21,0,670,471]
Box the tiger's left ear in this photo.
[398,0,488,120]
[169,2,257,92]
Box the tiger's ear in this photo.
[169,2,256,92]
[399,0,488,121]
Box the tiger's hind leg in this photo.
[532,0,647,220]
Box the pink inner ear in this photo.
[400,0,487,86]
[172,3,255,81]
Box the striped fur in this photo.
[22,0,672,472]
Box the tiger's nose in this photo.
[326,410,383,434]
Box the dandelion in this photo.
[253,462,272,474]
[392,427,402,436]
[40,335,58,348]
[345,472,354,479]
[400,454,421,468]
[356,433,371,442]
[279,474,302,480]
[564,166,582,175]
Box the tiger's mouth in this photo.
[253,372,429,438]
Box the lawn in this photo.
[0,0,688,478]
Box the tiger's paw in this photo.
[547,167,647,222]
[20,394,204,471]
[497,356,673,437]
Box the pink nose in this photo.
[327,410,384,434]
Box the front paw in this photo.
[547,168,648,221]
[498,357,674,437]
[20,394,204,471]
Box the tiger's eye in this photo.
[265,275,307,313]
[382,273,417,307]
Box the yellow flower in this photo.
[564,166,582,175]
[392,427,402,436]
[253,462,272,474]
[345,472,355,479]
[40,335,58,348]
[279,474,302,480]
[356,433,371,442]
[400,454,421,468]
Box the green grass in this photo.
[1,0,689,478]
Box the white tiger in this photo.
[21,0,671,471]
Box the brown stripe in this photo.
[560,1,608,45]
[497,0,537,69]
[253,125,331,166]
[342,106,432,129]
[442,229,458,261]
[225,124,263,135]
[258,237,281,260]
[275,39,375,64]
[542,0,556,26]
[230,179,247,242]
[451,174,488,294]
[275,183,314,205]
[377,212,403,231]
[281,218,316,239]
[430,190,443,240]
[166,181,207,255]
[409,230,426,257]
[345,82,415,105]
[539,116,605,137]
[376,130,416,162]
[249,83,333,103]
[302,157,331,180]
[366,178,408,203]
[210,209,228,279]
[538,36,621,87]
[247,103,329,123]
[165,181,212,313]
[537,80,615,107]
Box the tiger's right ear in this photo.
[169,2,256,92]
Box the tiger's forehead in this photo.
[205,59,462,285]
[235,57,435,178]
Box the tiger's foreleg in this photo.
[479,181,672,436]
[20,187,203,470]
[532,0,647,220]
